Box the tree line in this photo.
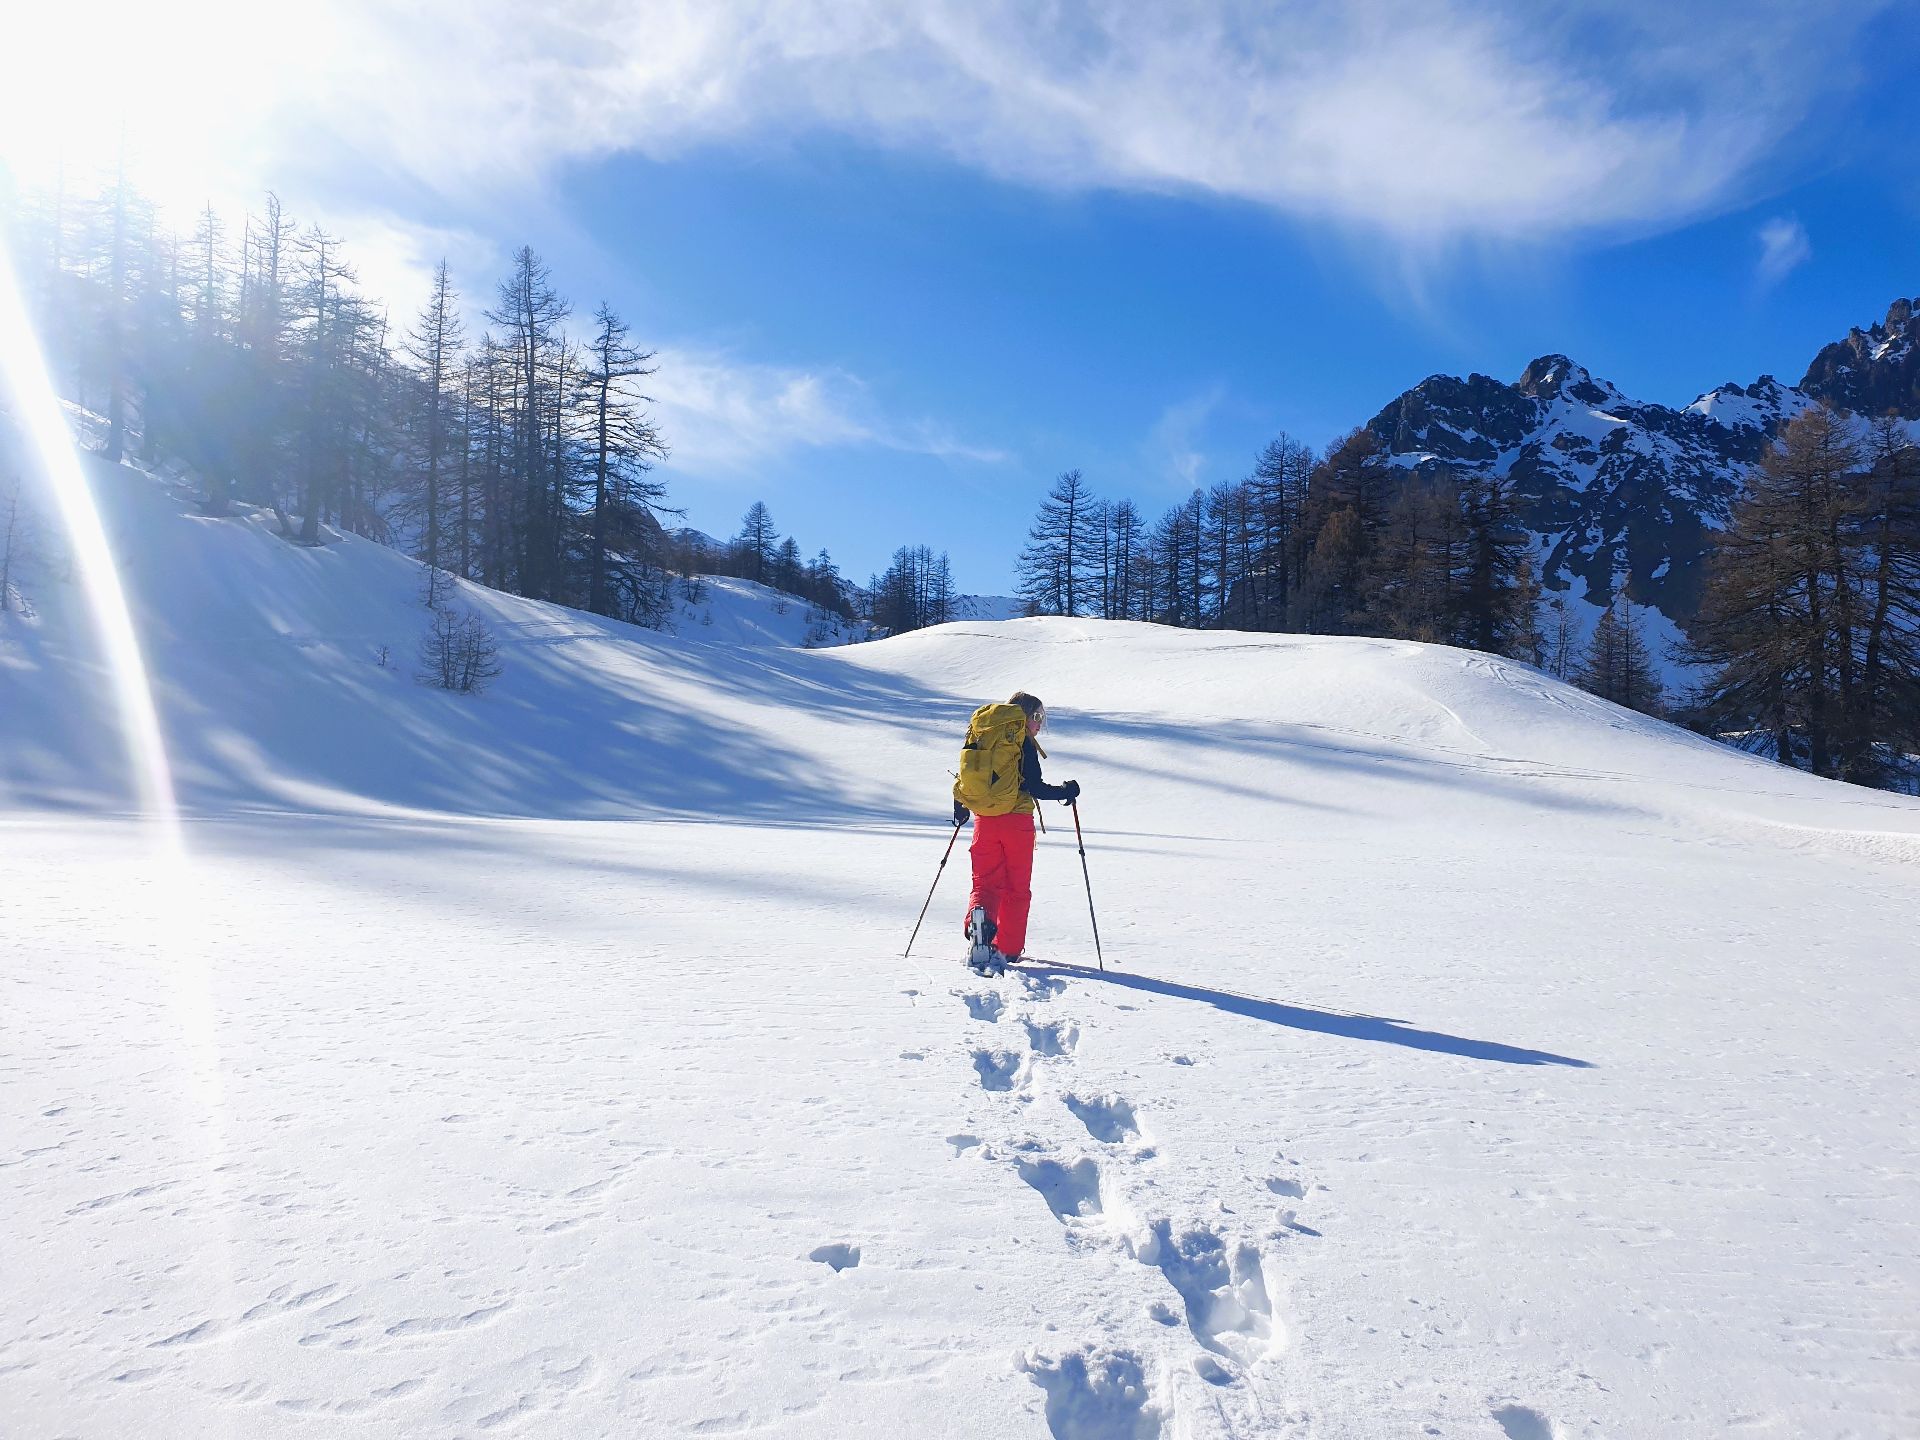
[1014,433,1548,663]
[1013,407,1920,790]
[657,502,953,638]
[9,172,975,641]
[9,173,678,623]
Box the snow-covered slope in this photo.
[6,443,1920,1439]
[951,592,1026,622]
[666,572,872,648]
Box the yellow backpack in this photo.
[953,703,1030,816]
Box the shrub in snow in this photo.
[417,608,502,693]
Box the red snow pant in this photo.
[966,809,1036,958]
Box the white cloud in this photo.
[323,215,501,330]
[1147,387,1227,492]
[1756,216,1812,286]
[4,0,1887,247]
[647,348,1008,478]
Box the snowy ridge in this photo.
[6,438,1920,1438]
[1364,297,1920,672]
[1367,355,1808,634]
[1800,297,1920,417]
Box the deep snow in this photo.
[4,442,1919,1439]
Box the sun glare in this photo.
[1,0,310,219]
[0,229,181,852]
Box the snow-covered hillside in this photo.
[951,591,1027,623]
[666,572,873,649]
[5,443,1920,1439]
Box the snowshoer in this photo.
[951,691,1080,974]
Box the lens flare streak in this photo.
[0,231,181,849]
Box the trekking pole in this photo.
[904,816,967,959]
[1069,799,1104,972]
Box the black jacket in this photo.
[1019,738,1074,802]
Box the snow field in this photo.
[4,443,1920,1437]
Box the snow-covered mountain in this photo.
[1801,296,1920,417]
[1365,358,1807,625]
[6,420,1920,1438]
[1362,297,1919,630]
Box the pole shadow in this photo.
[1023,963,1595,1069]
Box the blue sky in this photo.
[8,0,1918,595]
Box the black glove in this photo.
[953,798,971,825]
[1060,780,1081,804]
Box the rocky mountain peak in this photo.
[1516,354,1621,410]
[1801,296,1920,418]
[1516,354,1585,398]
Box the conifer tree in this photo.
[578,302,669,617]
[1016,469,1097,616]
[1578,595,1663,714]
[1106,499,1145,621]
[1458,475,1538,658]
[487,246,569,597]
[1682,405,1863,774]
[404,259,465,575]
[734,502,777,585]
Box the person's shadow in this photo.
[1022,963,1594,1069]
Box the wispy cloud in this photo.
[647,348,1008,478]
[7,1,1889,249]
[1147,386,1228,492]
[1755,215,1812,286]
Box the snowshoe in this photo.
[966,907,998,974]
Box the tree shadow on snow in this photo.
[1024,963,1595,1068]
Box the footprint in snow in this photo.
[971,1049,1025,1093]
[1129,1221,1277,1363]
[962,992,1005,1023]
[1016,1155,1105,1224]
[808,1243,861,1272]
[1023,1018,1078,1057]
[1018,1345,1165,1440]
[1064,1093,1139,1145]
[1491,1403,1560,1440]
[1019,974,1066,1002]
